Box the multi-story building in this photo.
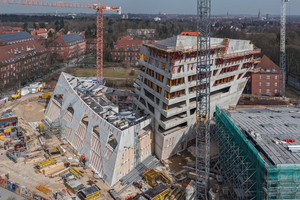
[251,55,283,96]
[85,38,96,51]
[110,36,142,64]
[0,32,34,46]
[48,33,86,60]
[133,35,261,160]
[0,26,22,34]
[31,28,48,39]
[127,29,156,38]
[0,40,49,88]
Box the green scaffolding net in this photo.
[267,165,300,199]
[215,106,265,199]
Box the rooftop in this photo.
[228,108,300,165]
[0,31,33,43]
[0,40,47,64]
[62,33,84,44]
[62,73,149,130]
[256,55,281,74]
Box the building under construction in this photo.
[134,35,260,160]
[45,35,261,186]
[216,106,300,199]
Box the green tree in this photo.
[54,20,60,31]
[39,22,46,28]
[48,31,53,38]
[23,22,28,31]
[33,23,37,30]
[60,19,64,29]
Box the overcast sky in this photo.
[0,0,299,15]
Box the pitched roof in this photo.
[112,37,142,52]
[31,28,47,35]
[0,31,33,43]
[117,35,132,41]
[257,55,281,73]
[62,33,83,44]
[179,32,198,36]
[0,40,47,64]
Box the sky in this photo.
[0,0,299,16]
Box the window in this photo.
[266,89,270,93]
[259,75,262,79]
[275,75,278,79]
[275,89,278,93]
[266,82,270,86]
[259,89,262,93]
[275,82,278,86]
[267,75,270,79]
[259,82,262,86]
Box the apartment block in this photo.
[133,35,261,160]
[48,33,86,60]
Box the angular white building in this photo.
[133,35,260,160]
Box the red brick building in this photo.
[0,32,34,46]
[48,33,86,60]
[86,38,96,50]
[110,36,142,64]
[251,55,284,96]
[31,28,48,39]
[0,40,49,88]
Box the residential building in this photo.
[216,107,300,199]
[48,33,86,60]
[0,41,49,88]
[0,32,34,46]
[110,36,142,64]
[127,29,155,38]
[134,35,260,160]
[85,38,96,50]
[251,55,283,96]
[0,26,22,34]
[31,28,48,39]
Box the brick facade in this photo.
[251,55,284,96]
[0,41,49,88]
[48,33,86,60]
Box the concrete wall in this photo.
[45,73,153,186]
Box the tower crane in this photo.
[280,0,289,97]
[196,0,211,199]
[0,0,121,85]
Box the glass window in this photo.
[275,75,278,79]
[259,82,262,86]
[275,89,278,93]
[267,82,270,86]
[266,89,270,93]
[267,75,270,79]
[259,75,262,79]
[259,89,261,93]
[275,82,278,86]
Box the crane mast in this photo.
[0,0,120,85]
[195,0,211,199]
[280,0,289,97]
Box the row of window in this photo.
[114,57,138,61]
[259,75,278,79]
[259,82,278,87]
[259,89,278,94]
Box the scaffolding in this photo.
[267,165,300,199]
[215,106,265,200]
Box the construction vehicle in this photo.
[42,93,52,99]
[11,89,21,99]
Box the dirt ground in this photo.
[0,93,115,200]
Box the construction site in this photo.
[1,0,300,199]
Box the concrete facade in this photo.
[45,73,152,186]
[133,35,261,160]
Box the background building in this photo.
[85,38,96,51]
[31,28,48,39]
[0,32,34,46]
[0,40,49,88]
[110,36,142,64]
[48,33,86,60]
[127,29,155,38]
[251,55,283,96]
[134,35,260,160]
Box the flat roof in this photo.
[0,31,33,42]
[228,108,300,165]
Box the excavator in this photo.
[11,89,21,99]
